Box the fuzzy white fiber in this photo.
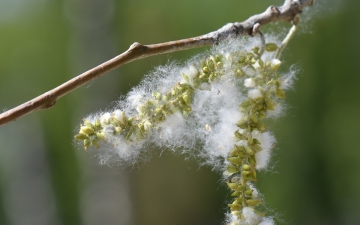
[253,132,276,169]
[83,36,295,171]
[259,218,275,225]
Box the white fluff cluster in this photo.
[79,36,296,171]
[226,208,275,225]
[76,35,298,225]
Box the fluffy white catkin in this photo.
[75,35,296,224]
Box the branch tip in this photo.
[0,0,314,126]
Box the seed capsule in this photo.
[227,157,242,165]
[242,164,251,171]
[80,126,95,135]
[276,88,286,98]
[75,133,87,140]
[246,147,254,155]
[245,189,254,196]
[84,139,91,150]
[91,140,99,148]
[228,203,243,211]
[227,165,240,173]
[246,199,261,206]
[226,182,240,190]
[234,131,246,140]
[265,43,278,52]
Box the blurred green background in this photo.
[0,0,358,224]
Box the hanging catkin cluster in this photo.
[75,35,296,225]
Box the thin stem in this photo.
[0,0,314,126]
[275,23,298,59]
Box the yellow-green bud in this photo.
[234,131,246,140]
[246,147,254,156]
[227,157,242,165]
[228,203,243,211]
[226,182,240,190]
[246,199,261,206]
[231,191,241,197]
[183,94,190,105]
[242,164,251,171]
[265,43,278,52]
[276,88,286,98]
[83,120,93,127]
[96,132,106,140]
[227,165,240,173]
[242,171,250,176]
[235,198,243,204]
[265,98,275,110]
[245,189,253,196]
[80,126,95,135]
[248,157,256,167]
[75,133,87,140]
[91,140,99,148]
[84,139,91,150]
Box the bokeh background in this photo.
[0,0,358,224]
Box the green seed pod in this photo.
[258,59,264,67]
[227,165,240,174]
[234,131,246,140]
[236,120,248,129]
[231,191,241,197]
[252,144,262,152]
[75,133,87,140]
[247,136,253,145]
[251,169,257,181]
[227,157,242,165]
[246,147,254,155]
[226,182,240,190]
[265,98,275,110]
[237,145,246,151]
[253,139,260,145]
[265,43,278,52]
[91,140,100,148]
[228,203,243,211]
[229,146,240,157]
[80,126,95,135]
[127,117,134,125]
[183,94,190,105]
[84,139,91,150]
[246,199,261,206]
[276,88,286,98]
[96,132,106,140]
[94,119,101,129]
[235,197,243,204]
[248,157,256,167]
[245,189,253,196]
[83,120,93,128]
[242,164,251,171]
[242,171,250,176]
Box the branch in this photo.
[0,0,314,126]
